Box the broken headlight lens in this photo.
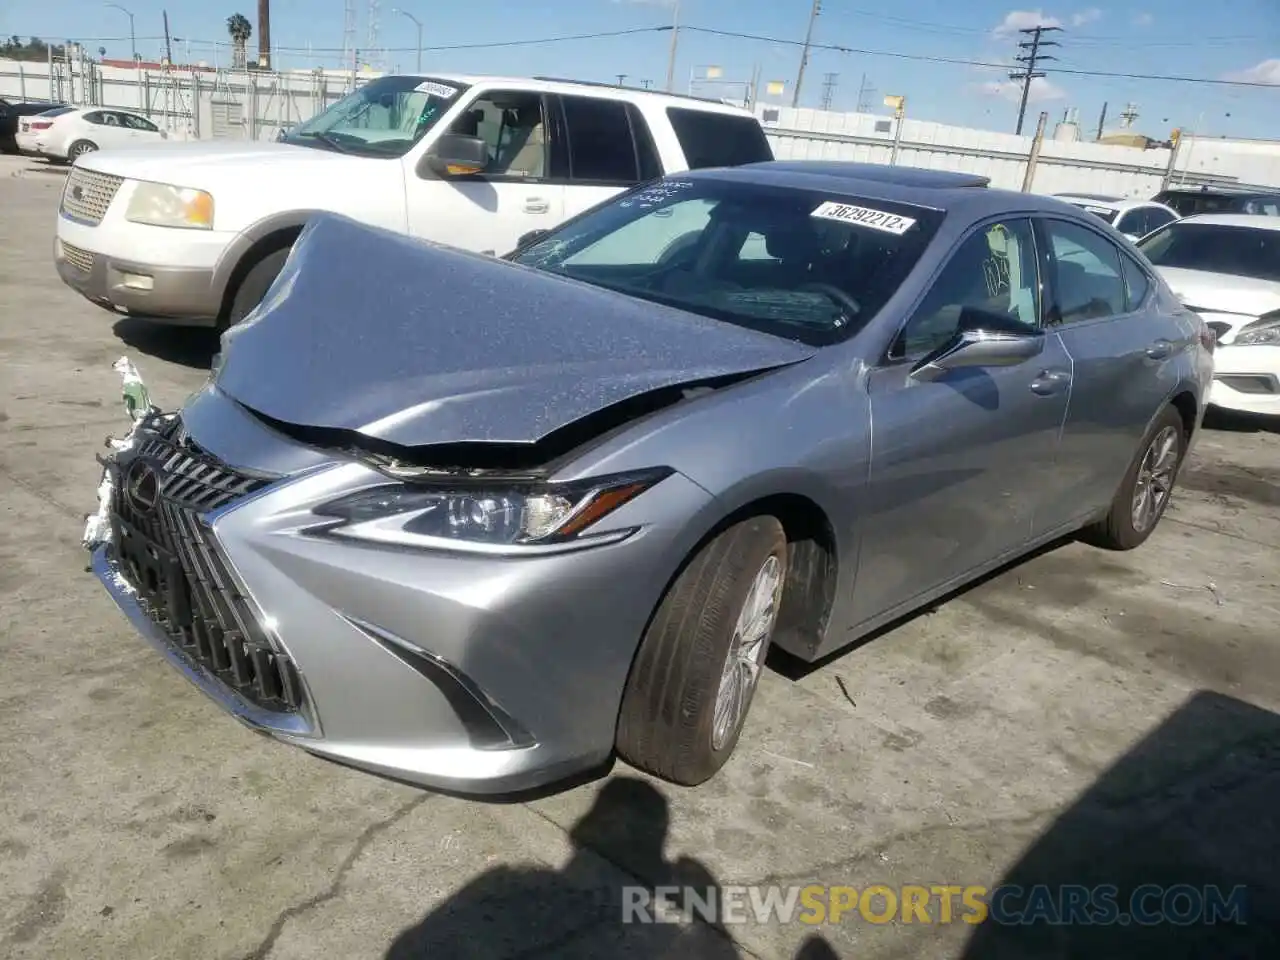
[1233,314,1280,347]
[313,469,670,548]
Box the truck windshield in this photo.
[283,75,468,158]
[513,177,943,347]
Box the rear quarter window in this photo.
[666,107,772,169]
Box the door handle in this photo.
[1145,339,1173,360]
[1029,369,1071,396]
[523,198,550,214]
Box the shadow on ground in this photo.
[112,317,220,370]
[384,775,842,959]
[961,689,1279,958]
[1203,407,1280,436]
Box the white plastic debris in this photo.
[113,356,153,422]
[82,356,156,550]
[81,472,115,550]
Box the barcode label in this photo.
[810,201,917,235]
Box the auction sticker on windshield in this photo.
[415,81,459,98]
[811,201,917,235]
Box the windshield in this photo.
[511,178,942,346]
[283,75,468,158]
[41,106,75,118]
[1138,222,1280,282]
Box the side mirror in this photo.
[910,324,1044,383]
[418,133,489,179]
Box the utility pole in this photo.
[855,72,876,112]
[257,0,271,69]
[392,9,423,72]
[1010,24,1060,135]
[105,4,136,61]
[1095,101,1107,141]
[819,71,838,111]
[665,0,681,92]
[792,0,821,108]
[162,10,173,65]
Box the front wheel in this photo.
[1082,405,1187,550]
[221,247,291,330]
[616,516,788,786]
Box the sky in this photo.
[6,0,1279,138]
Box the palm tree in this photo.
[226,13,252,69]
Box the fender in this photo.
[211,209,327,301]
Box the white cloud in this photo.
[977,76,1067,104]
[1132,12,1154,27]
[992,10,1064,38]
[1071,8,1103,27]
[1225,59,1280,85]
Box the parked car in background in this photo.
[85,162,1211,796]
[14,105,77,154]
[53,74,774,330]
[1054,193,1179,241]
[1138,214,1280,419]
[28,106,168,162]
[0,98,67,153]
[1152,184,1280,218]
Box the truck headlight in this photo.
[1233,313,1280,347]
[126,181,214,229]
[312,469,670,551]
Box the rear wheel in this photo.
[68,139,97,160]
[616,516,787,785]
[1082,405,1187,550]
[222,247,291,330]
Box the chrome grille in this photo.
[109,417,304,713]
[60,241,94,274]
[61,168,124,226]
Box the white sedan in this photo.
[24,106,167,162]
[1055,193,1180,241]
[1139,214,1280,419]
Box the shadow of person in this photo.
[961,690,1280,958]
[385,775,744,959]
[792,933,843,958]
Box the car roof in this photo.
[1056,192,1123,204]
[1174,213,1280,232]
[1158,184,1280,198]
[684,161,1082,217]
[396,73,755,116]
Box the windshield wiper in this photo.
[297,130,356,155]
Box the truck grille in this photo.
[60,241,95,274]
[110,417,305,714]
[61,168,124,226]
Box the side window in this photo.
[665,108,773,169]
[625,104,662,181]
[1114,209,1143,236]
[892,219,1040,359]
[83,111,103,125]
[560,96,638,184]
[122,114,158,132]
[1145,207,1176,233]
[102,112,121,126]
[448,91,546,179]
[1044,219,1128,324]
[1121,256,1151,311]
[739,232,779,261]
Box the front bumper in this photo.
[55,235,223,324]
[90,406,711,795]
[1208,344,1280,418]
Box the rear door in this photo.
[551,95,662,222]
[854,216,1072,622]
[1032,215,1186,532]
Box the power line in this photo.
[1010,24,1061,135]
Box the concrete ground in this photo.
[1,152,1278,960]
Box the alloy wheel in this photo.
[1131,425,1180,533]
[711,554,782,751]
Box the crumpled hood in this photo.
[214,213,816,450]
[79,139,360,186]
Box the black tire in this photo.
[68,139,97,160]
[617,516,788,786]
[1082,405,1187,550]
[223,247,291,329]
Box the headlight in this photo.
[1233,314,1280,346]
[125,181,214,229]
[312,469,671,550]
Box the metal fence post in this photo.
[1022,111,1049,192]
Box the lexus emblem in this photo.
[71,185,84,200]
[124,459,160,514]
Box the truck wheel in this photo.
[1082,405,1187,551]
[224,247,291,329]
[68,140,98,160]
[616,516,788,785]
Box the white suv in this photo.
[53,74,773,328]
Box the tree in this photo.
[226,13,252,69]
[1,36,67,62]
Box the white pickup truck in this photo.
[53,74,774,328]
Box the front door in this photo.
[551,94,665,222]
[851,217,1072,625]
[404,90,563,256]
[1032,215,1187,533]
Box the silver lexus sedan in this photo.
[86,161,1215,795]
